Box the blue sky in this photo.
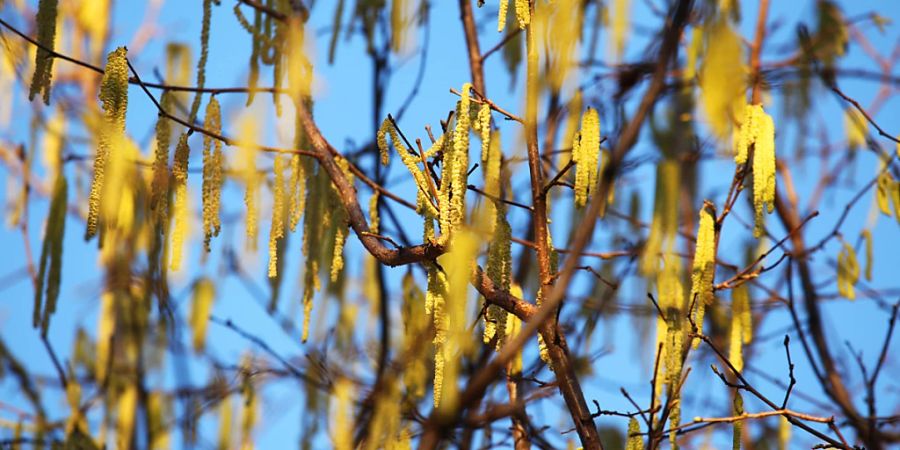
[1,0,899,448]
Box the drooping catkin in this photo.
[689,203,716,347]
[238,116,260,252]
[86,47,129,241]
[732,392,744,450]
[190,278,215,352]
[483,207,511,348]
[699,19,746,139]
[239,355,258,450]
[28,0,59,104]
[331,378,355,450]
[626,416,642,450]
[35,173,67,336]
[837,241,860,300]
[300,167,327,342]
[169,134,190,271]
[448,83,472,235]
[377,118,391,166]
[862,229,873,281]
[505,285,523,375]
[288,154,306,231]
[151,92,173,228]
[427,262,449,407]
[640,160,680,276]
[202,97,223,250]
[497,0,509,32]
[329,159,352,283]
[514,0,530,28]
[268,155,286,278]
[188,0,214,122]
[573,107,600,207]
[729,284,750,372]
[736,104,776,237]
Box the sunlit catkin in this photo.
[729,284,750,372]
[751,105,776,238]
[377,118,391,166]
[238,115,260,252]
[573,107,600,207]
[170,134,190,271]
[29,0,58,104]
[733,392,744,450]
[626,416,641,450]
[268,155,286,278]
[151,92,173,228]
[484,208,511,348]
[190,278,215,352]
[202,97,223,250]
[87,47,129,241]
[689,203,716,348]
[514,0,530,28]
[451,84,472,232]
[837,241,859,300]
[497,0,509,32]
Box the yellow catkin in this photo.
[436,229,477,412]
[116,383,137,450]
[505,287,523,375]
[34,172,67,336]
[301,168,327,342]
[401,272,428,399]
[450,84,472,234]
[862,229,873,281]
[611,0,630,61]
[837,241,859,300]
[656,254,684,392]
[95,292,115,384]
[478,103,491,162]
[750,105,776,238]
[545,0,581,91]
[778,415,791,450]
[170,134,191,271]
[217,396,233,450]
[484,208,511,348]
[238,116,260,252]
[497,0,509,32]
[699,20,746,139]
[845,108,868,150]
[626,416,641,450]
[289,154,306,231]
[28,0,58,104]
[86,47,128,240]
[190,278,215,352]
[641,160,680,276]
[329,159,353,283]
[729,284,750,372]
[876,171,892,217]
[148,393,170,450]
[331,378,354,450]
[561,92,583,169]
[514,0,530,28]
[733,392,744,450]
[150,92,173,228]
[377,118,391,165]
[573,108,600,207]
[689,203,716,348]
[427,262,449,407]
[383,118,439,218]
[202,97,223,250]
[268,155,286,278]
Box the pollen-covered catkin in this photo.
[268,155,286,278]
[736,104,776,237]
[87,47,129,241]
[497,0,508,32]
[514,0,530,28]
[202,96,223,250]
[377,118,390,166]
[689,203,716,347]
[170,134,191,271]
[573,108,600,207]
[151,92,173,228]
[29,0,58,104]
